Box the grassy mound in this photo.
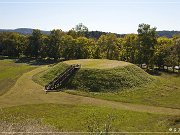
[33,59,155,92]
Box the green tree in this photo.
[174,38,180,72]
[121,34,138,63]
[97,34,120,60]
[74,23,88,37]
[47,29,65,60]
[61,35,76,60]
[26,29,43,58]
[154,37,173,69]
[74,37,95,59]
[0,32,27,58]
[39,35,49,58]
[163,38,180,72]
[137,23,157,68]
[67,28,78,39]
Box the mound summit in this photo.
[34,59,155,92]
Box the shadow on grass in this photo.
[145,69,162,76]
[144,68,180,77]
[0,55,65,66]
[15,57,64,66]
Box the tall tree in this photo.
[0,32,27,58]
[121,34,138,63]
[26,29,42,58]
[74,23,88,37]
[39,35,49,58]
[67,28,78,39]
[74,37,95,59]
[174,38,180,72]
[137,23,157,68]
[47,29,65,60]
[97,34,120,60]
[154,37,173,69]
[61,35,75,60]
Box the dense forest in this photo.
[0,23,180,71]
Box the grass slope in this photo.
[33,63,69,86]
[66,72,180,109]
[0,59,35,95]
[33,59,155,92]
[1,104,178,132]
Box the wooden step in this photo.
[44,64,81,92]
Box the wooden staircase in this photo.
[44,64,81,92]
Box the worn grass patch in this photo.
[63,59,130,69]
[0,103,177,132]
[0,59,35,95]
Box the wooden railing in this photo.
[45,64,81,92]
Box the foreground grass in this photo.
[0,59,35,95]
[65,73,180,109]
[0,103,178,132]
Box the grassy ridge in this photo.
[66,65,154,92]
[33,59,155,92]
[1,103,178,132]
[0,60,35,95]
[33,63,69,86]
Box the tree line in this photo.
[0,23,180,71]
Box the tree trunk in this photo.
[178,59,180,74]
[147,64,149,70]
[173,66,175,73]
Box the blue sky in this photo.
[0,0,180,33]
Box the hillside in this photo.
[157,30,180,38]
[0,28,179,38]
[33,59,155,92]
[0,28,50,35]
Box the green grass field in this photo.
[1,104,179,132]
[0,59,180,133]
[0,59,35,95]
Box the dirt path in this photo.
[0,66,180,116]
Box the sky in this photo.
[0,0,180,34]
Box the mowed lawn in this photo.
[65,73,180,109]
[0,104,179,132]
[63,59,131,69]
[0,59,35,95]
